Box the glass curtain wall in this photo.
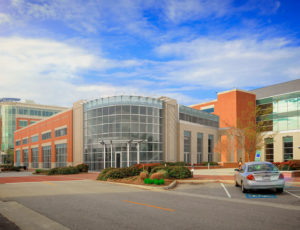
[0,104,61,152]
[257,92,300,132]
[55,143,67,167]
[31,148,39,168]
[208,135,214,162]
[184,131,191,164]
[197,133,203,163]
[283,136,293,161]
[83,96,164,171]
[42,146,51,168]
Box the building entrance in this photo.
[115,152,121,168]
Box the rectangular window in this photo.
[15,140,21,146]
[42,146,51,168]
[42,132,51,140]
[283,136,293,161]
[16,150,21,166]
[55,128,67,137]
[22,138,28,145]
[31,135,39,143]
[184,131,191,164]
[55,143,67,167]
[19,120,28,127]
[31,148,39,168]
[197,133,203,163]
[23,149,29,167]
[265,138,274,162]
[208,135,214,162]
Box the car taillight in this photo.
[279,173,284,179]
[247,174,255,180]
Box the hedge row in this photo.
[97,166,142,181]
[0,164,21,171]
[35,163,89,175]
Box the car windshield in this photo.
[247,164,279,172]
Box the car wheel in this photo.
[276,188,284,193]
[235,180,239,187]
[241,182,247,193]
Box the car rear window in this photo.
[247,164,279,172]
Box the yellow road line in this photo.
[42,181,56,186]
[123,200,175,212]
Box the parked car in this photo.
[234,162,285,193]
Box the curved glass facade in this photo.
[83,96,164,171]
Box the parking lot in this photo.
[174,182,300,207]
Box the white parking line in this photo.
[285,190,300,199]
[220,183,231,198]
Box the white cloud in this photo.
[0,13,11,24]
[154,37,300,88]
[163,0,232,23]
[0,37,142,106]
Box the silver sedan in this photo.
[234,162,285,193]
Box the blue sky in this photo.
[0,0,299,106]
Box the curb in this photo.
[163,180,177,190]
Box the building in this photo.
[0,98,67,155]
[14,96,219,170]
[251,79,300,162]
[191,79,300,163]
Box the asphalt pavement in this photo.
[1,179,300,230]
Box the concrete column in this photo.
[127,143,130,167]
[38,162,43,169]
[110,144,113,168]
[103,144,106,169]
[137,143,140,164]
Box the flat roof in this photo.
[251,79,300,99]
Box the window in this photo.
[23,149,29,167]
[265,138,274,162]
[55,128,67,137]
[42,132,51,140]
[15,140,21,146]
[22,138,28,145]
[19,120,28,127]
[55,143,67,167]
[197,133,203,163]
[42,146,51,168]
[16,150,21,166]
[283,136,293,161]
[208,135,214,162]
[31,135,39,143]
[184,131,191,164]
[31,148,39,168]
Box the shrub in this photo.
[158,179,165,185]
[35,169,49,174]
[157,170,169,179]
[97,168,115,181]
[144,178,153,184]
[139,171,149,180]
[97,166,142,181]
[201,162,219,166]
[151,166,172,174]
[0,164,21,171]
[47,166,79,175]
[150,172,164,180]
[153,179,159,185]
[162,162,186,166]
[76,163,89,172]
[168,166,192,179]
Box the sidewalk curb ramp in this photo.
[0,201,70,230]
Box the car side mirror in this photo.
[234,168,239,172]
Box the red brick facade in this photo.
[14,110,73,167]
